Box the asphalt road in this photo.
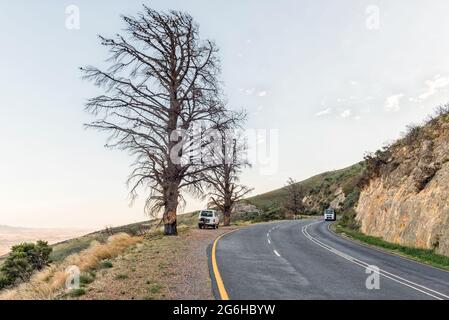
[213,219,449,300]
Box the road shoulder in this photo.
[330,223,449,273]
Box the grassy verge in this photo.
[0,233,142,300]
[49,212,199,264]
[334,224,449,271]
[72,224,213,300]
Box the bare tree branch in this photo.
[82,7,233,235]
[203,126,253,226]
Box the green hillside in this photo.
[246,162,366,218]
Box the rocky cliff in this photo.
[356,108,449,256]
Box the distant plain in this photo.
[0,225,94,256]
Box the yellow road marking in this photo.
[212,230,237,300]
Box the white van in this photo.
[324,208,336,221]
[198,210,220,229]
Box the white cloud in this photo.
[258,91,267,97]
[340,109,352,118]
[418,75,449,101]
[315,108,332,116]
[244,88,255,95]
[385,94,404,112]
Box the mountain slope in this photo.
[245,162,365,216]
[243,106,449,257]
[356,106,449,256]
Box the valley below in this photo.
[0,225,94,256]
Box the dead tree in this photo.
[82,7,233,235]
[205,129,253,226]
[283,178,304,218]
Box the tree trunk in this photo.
[223,197,232,226]
[223,211,231,226]
[163,208,177,235]
[163,183,179,236]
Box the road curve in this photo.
[212,219,449,300]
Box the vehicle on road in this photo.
[324,208,336,221]
[198,210,220,229]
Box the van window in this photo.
[200,211,213,217]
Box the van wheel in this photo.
[216,224,219,229]
[198,224,203,229]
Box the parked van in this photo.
[198,210,220,229]
[324,208,336,221]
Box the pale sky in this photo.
[2,0,449,228]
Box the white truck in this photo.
[198,210,220,229]
[324,208,336,221]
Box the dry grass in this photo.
[0,233,141,300]
[76,226,239,300]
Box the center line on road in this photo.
[268,238,271,244]
[273,250,281,257]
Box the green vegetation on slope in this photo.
[245,162,366,220]
[335,225,449,271]
[0,241,52,290]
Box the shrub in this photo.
[79,273,95,286]
[148,283,163,294]
[0,273,12,290]
[363,147,391,180]
[342,189,360,212]
[260,205,284,221]
[99,260,113,269]
[339,208,360,230]
[68,288,86,297]
[0,241,52,285]
[403,123,422,145]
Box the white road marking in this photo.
[301,221,449,300]
[273,250,281,257]
[268,238,271,245]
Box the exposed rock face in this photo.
[330,188,346,210]
[232,202,260,214]
[303,188,345,211]
[356,119,449,256]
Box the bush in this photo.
[0,273,12,290]
[68,288,86,297]
[342,189,360,212]
[99,260,113,269]
[403,123,422,145]
[0,241,52,286]
[79,273,95,286]
[339,208,359,230]
[259,205,284,221]
[363,147,391,180]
